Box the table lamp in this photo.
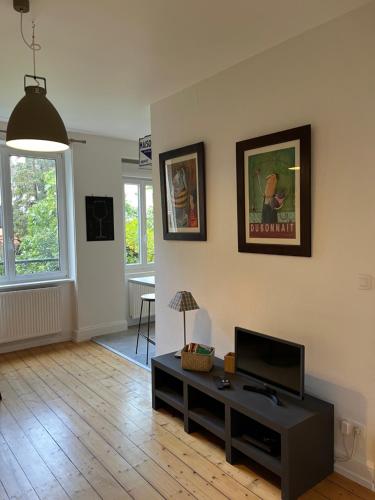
[169,291,199,356]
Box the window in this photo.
[124,179,154,267]
[0,147,67,283]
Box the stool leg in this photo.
[146,301,151,365]
[136,300,144,354]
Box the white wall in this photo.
[122,161,152,181]
[70,133,139,339]
[151,3,375,488]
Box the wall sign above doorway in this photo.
[139,135,152,169]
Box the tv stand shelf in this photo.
[152,353,333,500]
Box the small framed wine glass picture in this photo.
[85,196,114,241]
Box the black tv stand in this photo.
[152,352,333,500]
[243,384,282,406]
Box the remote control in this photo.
[214,376,231,390]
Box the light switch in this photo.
[358,274,373,290]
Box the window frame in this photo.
[123,177,154,270]
[0,145,68,284]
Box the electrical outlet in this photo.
[339,419,366,438]
[341,419,353,435]
[352,420,366,440]
[358,273,374,290]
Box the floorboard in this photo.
[93,323,156,369]
[0,341,373,500]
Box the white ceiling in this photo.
[0,0,370,140]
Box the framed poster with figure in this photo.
[159,142,206,241]
[236,125,311,256]
[85,196,114,241]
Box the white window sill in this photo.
[125,265,155,273]
[0,278,74,292]
[128,275,155,286]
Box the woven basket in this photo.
[181,346,215,372]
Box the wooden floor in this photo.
[0,342,373,500]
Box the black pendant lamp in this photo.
[6,0,69,152]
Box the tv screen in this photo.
[235,327,305,398]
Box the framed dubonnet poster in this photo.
[236,125,311,256]
[159,142,206,240]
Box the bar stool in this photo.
[135,293,155,365]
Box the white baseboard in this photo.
[0,320,129,350]
[335,458,375,491]
[73,320,128,342]
[0,331,73,353]
[127,315,155,327]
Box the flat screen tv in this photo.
[235,327,305,399]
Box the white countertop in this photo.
[128,275,155,286]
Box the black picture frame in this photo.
[236,125,311,256]
[159,142,206,241]
[85,196,114,241]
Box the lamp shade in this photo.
[6,84,69,152]
[169,291,199,312]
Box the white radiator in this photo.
[0,286,62,344]
[128,281,155,320]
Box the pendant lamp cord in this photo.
[20,12,41,82]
